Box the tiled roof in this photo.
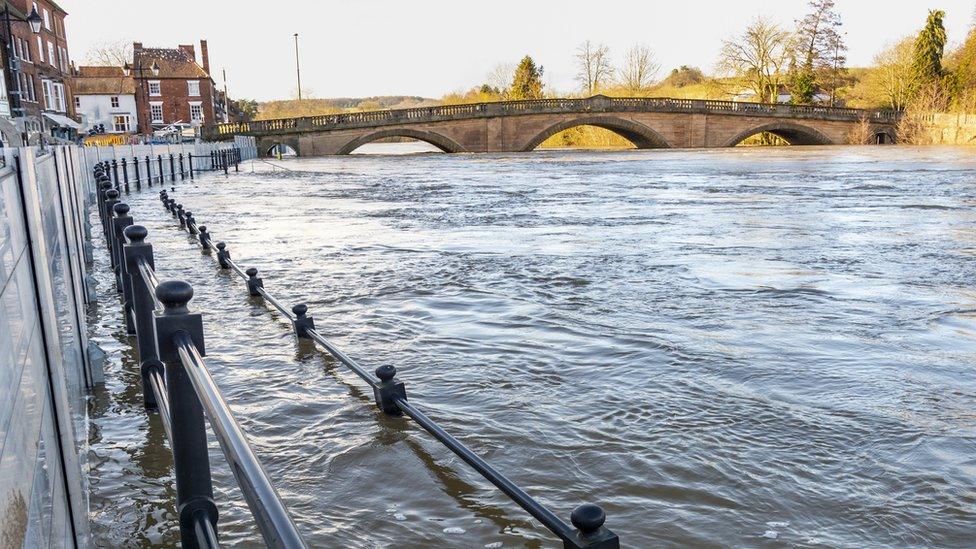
[70,66,135,95]
[134,48,210,79]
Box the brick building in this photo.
[131,40,216,134]
[3,0,78,141]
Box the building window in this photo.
[150,102,163,123]
[113,115,131,133]
[148,80,161,96]
[47,41,55,66]
[42,8,50,30]
[110,96,119,108]
[52,82,64,112]
[187,80,200,96]
[74,96,80,108]
[20,38,30,62]
[189,102,203,123]
[36,36,43,63]
[41,79,52,110]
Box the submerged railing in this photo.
[153,185,620,548]
[92,162,307,548]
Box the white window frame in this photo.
[148,80,161,96]
[188,101,203,123]
[36,36,43,63]
[187,80,200,97]
[47,41,55,67]
[112,114,131,133]
[110,96,119,108]
[73,95,79,108]
[52,82,64,112]
[149,101,163,123]
[41,79,52,110]
[42,8,50,30]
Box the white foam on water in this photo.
[443,527,466,534]
[763,530,779,539]
[484,543,503,548]
[766,521,790,528]
[393,513,407,521]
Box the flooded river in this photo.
[87,145,976,547]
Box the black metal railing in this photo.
[154,185,620,549]
[90,148,243,195]
[92,161,306,548]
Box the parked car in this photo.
[153,123,197,142]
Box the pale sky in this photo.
[58,1,976,102]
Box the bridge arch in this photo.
[336,128,467,155]
[521,116,672,151]
[723,122,834,147]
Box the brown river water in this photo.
[86,145,976,547]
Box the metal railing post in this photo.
[158,154,164,184]
[153,280,219,547]
[177,204,186,228]
[146,155,153,187]
[121,158,130,193]
[133,156,142,190]
[112,159,120,188]
[112,202,135,306]
[198,225,212,249]
[185,212,198,235]
[103,189,120,252]
[123,225,162,409]
[216,242,231,268]
[291,304,314,338]
[188,154,195,179]
[245,267,263,296]
[170,154,176,182]
[179,153,185,180]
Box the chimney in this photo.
[133,42,143,51]
[200,39,210,75]
[178,44,196,61]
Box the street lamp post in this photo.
[123,60,160,136]
[2,5,43,145]
[293,33,302,101]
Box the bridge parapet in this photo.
[206,96,899,140]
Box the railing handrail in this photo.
[155,186,619,548]
[94,159,308,548]
[175,333,308,549]
[207,95,900,137]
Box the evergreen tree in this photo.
[912,9,947,84]
[510,56,545,99]
[792,0,846,104]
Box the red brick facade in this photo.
[132,41,216,134]
[5,0,75,138]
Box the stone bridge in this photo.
[205,96,899,156]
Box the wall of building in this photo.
[140,78,215,130]
[0,146,92,547]
[76,94,138,133]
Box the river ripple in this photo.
[88,145,976,547]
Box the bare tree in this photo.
[84,38,133,66]
[718,17,794,103]
[618,44,659,94]
[575,40,613,95]
[487,63,516,95]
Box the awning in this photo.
[42,112,82,129]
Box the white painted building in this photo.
[69,66,138,134]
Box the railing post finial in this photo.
[216,242,231,269]
[291,303,314,338]
[566,503,619,549]
[245,267,264,296]
[373,365,406,415]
